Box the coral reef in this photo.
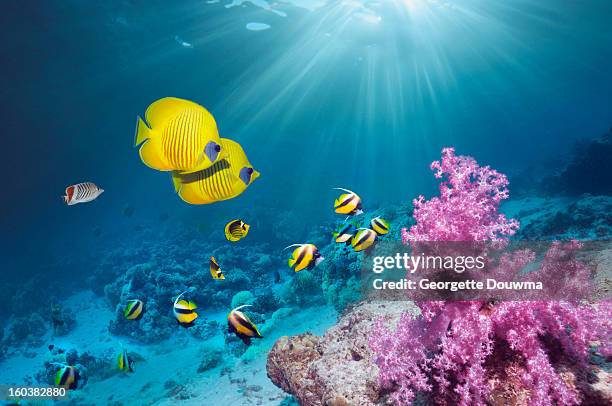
[508,195,612,240]
[267,301,419,406]
[370,148,611,405]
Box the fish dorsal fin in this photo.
[283,244,305,251]
[333,187,356,195]
[231,304,253,313]
[174,290,188,306]
[144,97,201,128]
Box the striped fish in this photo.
[117,348,134,372]
[285,243,324,272]
[333,187,363,216]
[173,291,198,328]
[63,182,104,206]
[370,216,390,235]
[210,256,224,280]
[333,222,356,245]
[224,219,250,242]
[352,228,377,252]
[55,365,79,389]
[227,304,262,345]
[134,97,225,173]
[171,138,260,205]
[123,299,144,320]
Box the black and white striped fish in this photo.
[63,182,104,206]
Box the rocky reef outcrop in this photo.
[267,301,419,406]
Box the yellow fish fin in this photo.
[134,116,153,147]
[144,97,200,128]
[138,135,171,171]
[171,171,182,193]
[288,257,296,268]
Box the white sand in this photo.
[0,290,337,405]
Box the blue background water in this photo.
[1,0,611,291]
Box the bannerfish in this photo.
[227,304,262,345]
[224,219,250,242]
[117,348,134,372]
[63,182,104,206]
[285,243,324,272]
[210,256,224,280]
[333,222,356,245]
[123,299,144,320]
[134,97,225,173]
[333,187,363,216]
[352,228,377,252]
[171,138,260,205]
[370,216,390,235]
[55,365,79,389]
[173,291,198,328]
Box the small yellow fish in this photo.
[370,217,390,235]
[172,138,260,205]
[210,256,224,280]
[333,187,363,216]
[134,97,225,173]
[123,299,144,320]
[117,348,134,372]
[227,305,262,345]
[352,228,377,252]
[333,223,356,245]
[55,365,79,389]
[224,219,250,242]
[285,244,324,272]
[173,291,198,328]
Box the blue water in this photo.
[0,0,611,404]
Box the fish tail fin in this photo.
[171,171,182,193]
[134,116,152,147]
[288,257,296,268]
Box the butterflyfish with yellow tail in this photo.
[171,138,260,205]
[352,228,377,252]
[333,187,363,216]
[63,182,104,205]
[284,243,324,272]
[173,291,198,328]
[224,219,250,242]
[227,304,262,345]
[134,97,225,173]
[210,256,224,280]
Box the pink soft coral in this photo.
[371,148,610,405]
[402,147,519,243]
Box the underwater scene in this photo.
[1,0,611,405]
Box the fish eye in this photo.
[215,144,221,152]
[247,168,254,174]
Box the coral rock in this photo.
[267,301,418,406]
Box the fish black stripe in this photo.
[174,307,195,314]
[294,247,307,269]
[128,302,141,317]
[335,194,355,209]
[374,219,388,230]
[234,313,257,334]
[355,231,371,248]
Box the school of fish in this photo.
[56,97,391,391]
